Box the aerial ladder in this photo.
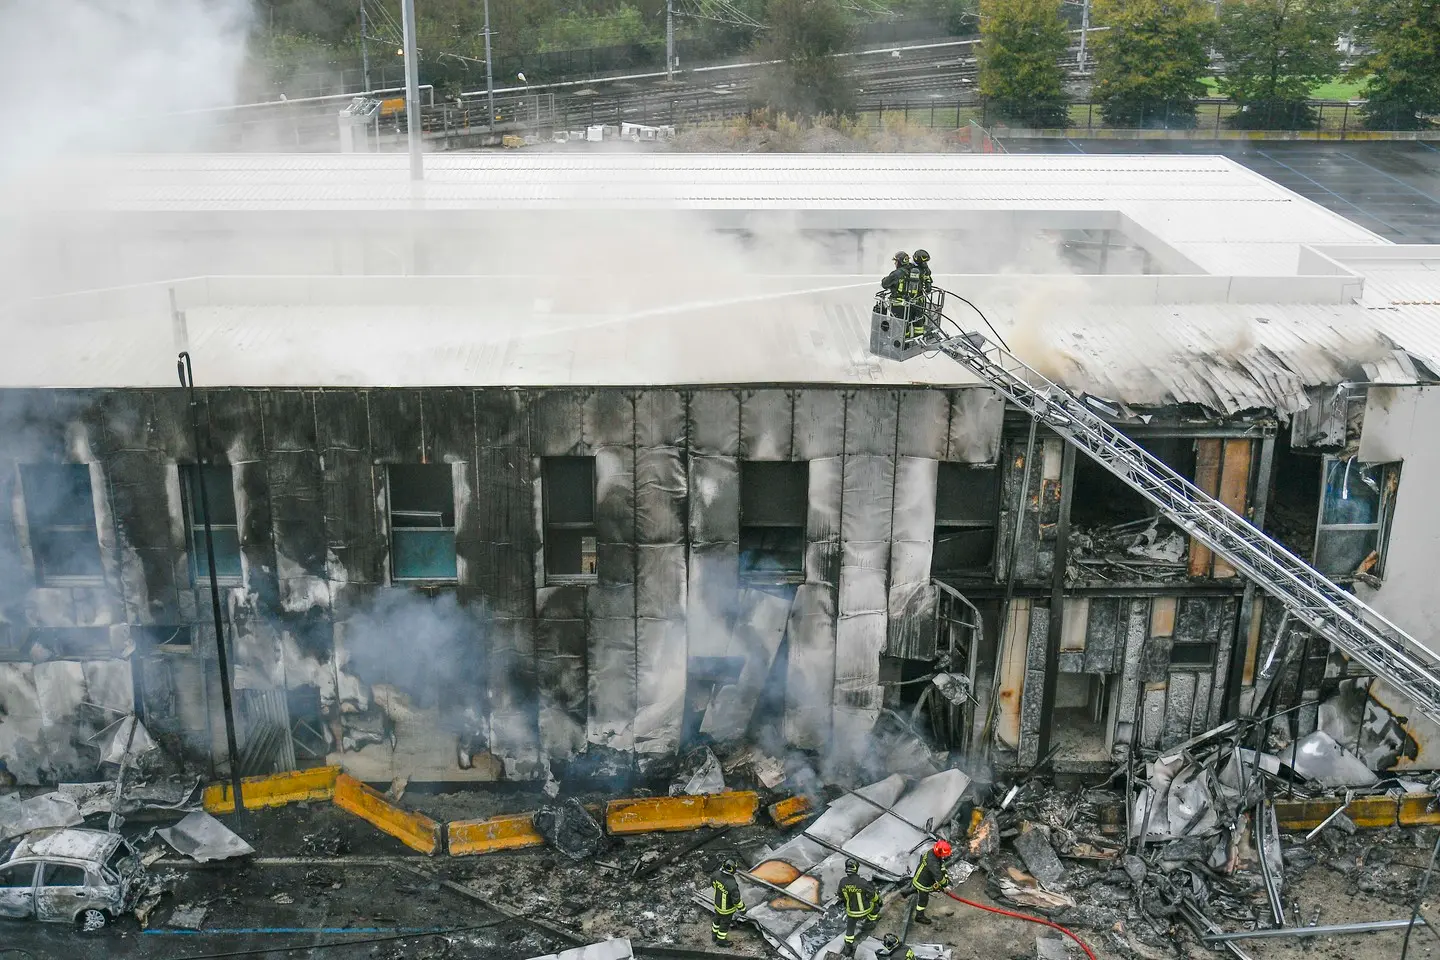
[870,289,1440,729]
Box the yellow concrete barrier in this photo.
[332,773,442,855]
[768,795,813,828]
[606,791,759,835]
[202,766,341,814]
[448,813,545,856]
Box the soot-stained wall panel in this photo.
[634,391,686,450]
[793,391,845,461]
[587,583,637,753]
[700,588,792,742]
[898,391,948,460]
[263,391,329,615]
[787,454,843,750]
[424,389,477,464]
[1114,598,1150,751]
[887,456,936,627]
[368,390,423,463]
[531,390,587,456]
[845,391,899,457]
[740,390,793,461]
[687,542,738,660]
[689,390,740,458]
[636,449,685,546]
[946,389,1005,463]
[536,584,587,761]
[636,542,686,761]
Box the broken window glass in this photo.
[544,457,597,579]
[739,461,807,578]
[21,464,102,582]
[388,464,458,581]
[1169,641,1216,668]
[182,464,242,581]
[932,463,1000,576]
[1314,457,1399,579]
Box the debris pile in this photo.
[1068,518,1189,582]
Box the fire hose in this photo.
[943,889,1098,960]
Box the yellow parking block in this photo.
[606,791,759,835]
[448,813,545,856]
[332,773,442,855]
[203,766,341,814]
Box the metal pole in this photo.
[360,0,371,91]
[1203,918,1429,943]
[483,0,496,128]
[1078,0,1090,71]
[400,0,423,180]
[177,352,244,820]
[666,0,675,82]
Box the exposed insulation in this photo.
[1017,602,1051,767]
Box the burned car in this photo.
[0,828,146,931]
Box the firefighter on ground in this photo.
[837,858,882,957]
[711,858,746,947]
[880,933,916,959]
[879,251,911,320]
[909,839,952,925]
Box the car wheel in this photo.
[75,908,109,933]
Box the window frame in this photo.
[180,463,243,585]
[387,464,459,583]
[542,456,599,584]
[738,460,808,583]
[1312,456,1400,580]
[931,462,1001,578]
[20,463,104,585]
[1168,640,1218,671]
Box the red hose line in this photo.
[943,890,1099,960]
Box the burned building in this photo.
[2,154,1439,788]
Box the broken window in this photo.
[21,464,102,583]
[932,463,999,576]
[1069,436,1197,530]
[739,461,807,578]
[0,863,34,887]
[544,457,597,579]
[388,464,458,581]
[28,628,112,658]
[41,864,86,887]
[1169,641,1216,668]
[181,464,242,582]
[134,625,193,651]
[1314,457,1400,579]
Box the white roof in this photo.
[12,828,120,863]
[19,152,1386,277]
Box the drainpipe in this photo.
[177,352,245,820]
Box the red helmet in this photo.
[933,840,953,858]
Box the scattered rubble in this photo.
[534,797,606,861]
[670,747,725,796]
[157,811,256,862]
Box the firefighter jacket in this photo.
[915,262,933,295]
[903,264,927,301]
[838,873,879,918]
[712,871,744,916]
[880,266,908,303]
[911,849,950,893]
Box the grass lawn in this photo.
[1202,75,1369,100]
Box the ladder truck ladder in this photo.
[869,291,1440,728]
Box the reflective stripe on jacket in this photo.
[838,875,877,917]
[712,874,743,915]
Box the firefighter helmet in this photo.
[893,251,910,265]
[933,840,953,859]
[845,858,860,874]
[721,859,737,874]
[913,248,930,263]
[883,934,901,948]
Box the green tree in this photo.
[1350,0,1440,130]
[977,0,1069,126]
[1091,0,1214,128]
[1216,0,1348,129]
[752,0,857,117]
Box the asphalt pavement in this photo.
[1002,138,1440,243]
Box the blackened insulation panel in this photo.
[740,390,794,461]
